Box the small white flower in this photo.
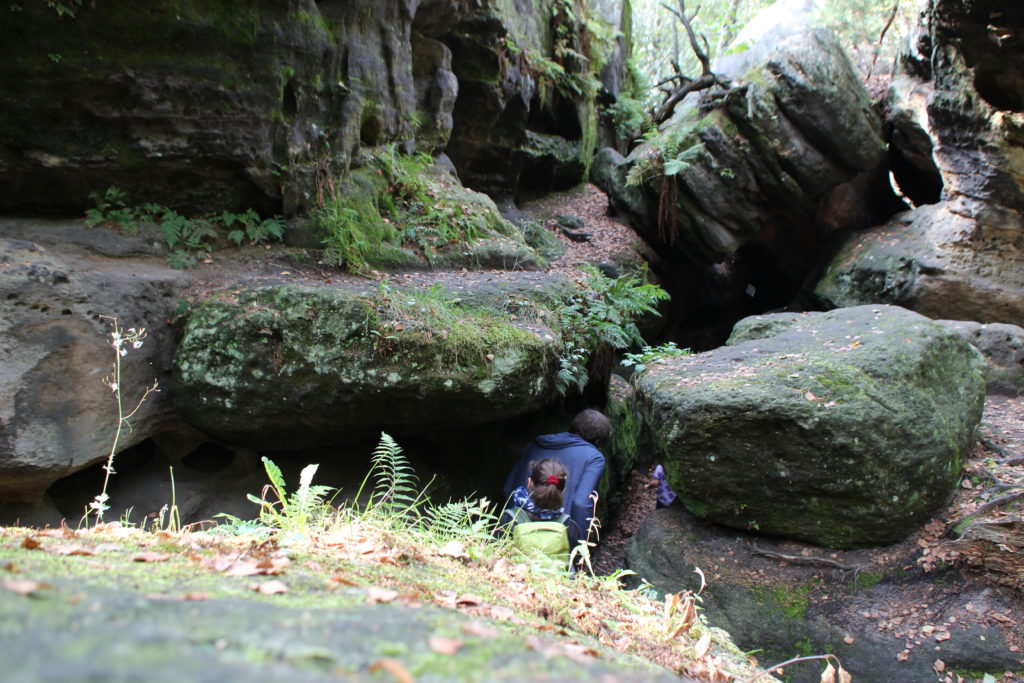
[128,328,136,334]
[132,340,143,349]
[108,382,118,393]
[119,348,127,357]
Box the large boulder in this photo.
[814,199,1024,326]
[815,0,1024,324]
[632,305,986,548]
[172,283,563,449]
[0,231,193,501]
[595,9,886,269]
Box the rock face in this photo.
[814,200,1024,326]
[937,320,1024,396]
[632,305,986,548]
[0,0,598,215]
[627,506,1024,683]
[0,231,193,501]
[597,20,885,267]
[592,4,892,348]
[815,0,1024,325]
[441,0,599,201]
[172,284,562,449]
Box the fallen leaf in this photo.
[20,536,41,550]
[52,545,94,556]
[132,552,170,563]
[935,631,951,642]
[428,636,464,655]
[694,632,712,659]
[366,586,399,604]
[897,649,910,661]
[461,621,500,639]
[2,578,51,596]
[330,575,358,587]
[934,659,946,674]
[2,562,19,573]
[821,662,837,683]
[369,658,413,683]
[562,643,598,663]
[223,560,262,577]
[252,580,287,595]
[438,540,469,560]
[843,635,855,645]
[805,392,817,401]
[182,592,208,601]
[989,612,1012,624]
[455,594,482,607]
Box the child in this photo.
[501,458,578,563]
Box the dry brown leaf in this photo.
[369,658,414,683]
[330,575,358,587]
[2,562,19,573]
[252,580,288,595]
[897,649,910,661]
[934,631,951,642]
[255,556,291,574]
[132,552,170,563]
[561,643,599,664]
[223,560,262,577]
[838,664,852,683]
[843,635,855,645]
[52,545,94,556]
[461,621,500,639]
[2,578,51,596]
[428,636,464,655]
[989,612,1012,624]
[933,659,946,674]
[821,662,837,682]
[182,592,208,601]
[694,632,712,659]
[20,536,41,550]
[367,586,399,604]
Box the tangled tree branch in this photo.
[652,0,728,123]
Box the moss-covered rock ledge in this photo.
[632,305,986,548]
[173,283,562,448]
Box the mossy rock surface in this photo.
[633,305,986,547]
[172,284,561,448]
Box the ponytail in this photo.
[529,458,568,510]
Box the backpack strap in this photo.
[511,508,533,525]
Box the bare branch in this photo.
[750,543,860,571]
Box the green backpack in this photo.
[509,508,570,563]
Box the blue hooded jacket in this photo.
[502,433,605,547]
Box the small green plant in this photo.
[351,432,423,520]
[554,265,670,394]
[621,341,691,375]
[84,187,286,268]
[85,317,159,524]
[246,457,335,535]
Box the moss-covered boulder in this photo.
[594,14,885,268]
[632,305,986,548]
[172,284,561,448]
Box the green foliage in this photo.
[315,146,498,274]
[817,0,912,69]
[246,456,335,535]
[553,265,669,394]
[42,0,84,18]
[621,341,691,375]
[84,187,286,269]
[354,433,422,519]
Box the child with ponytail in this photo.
[501,458,578,564]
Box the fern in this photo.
[245,456,334,535]
[354,432,422,518]
[553,264,669,395]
